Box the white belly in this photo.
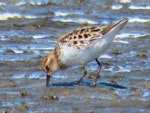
[60,35,114,67]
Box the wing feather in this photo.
[58,18,128,50]
[59,26,103,50]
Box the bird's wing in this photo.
[59,26,103,50]
[58,18,128,50]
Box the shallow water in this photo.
[0,0,150,112]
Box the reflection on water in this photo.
[0,0,150,112]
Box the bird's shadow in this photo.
[49,81,127,89]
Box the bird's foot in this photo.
[76,80,81,86]
[90,82,97,87]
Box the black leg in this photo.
[92,58,102,86]
[77,66,87,85]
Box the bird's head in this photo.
[42,51,59,87]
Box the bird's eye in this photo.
[45,66,49,71]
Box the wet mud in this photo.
[0,0,150,113]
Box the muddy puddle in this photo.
[0,0,150,113]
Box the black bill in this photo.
[46,74,51,87]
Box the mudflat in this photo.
[0,0,150,112]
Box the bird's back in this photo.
[56,18,128,67]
